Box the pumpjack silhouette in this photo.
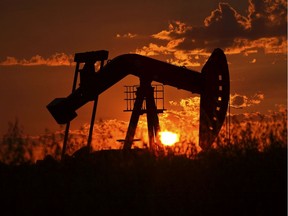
[47,48,229,155]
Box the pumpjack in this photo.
[47,48,229,155]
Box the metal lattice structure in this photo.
[124,84,165,113]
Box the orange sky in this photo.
[0,0,287,136]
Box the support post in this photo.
[87,96,98,151]
[123,87,145,150]
[86,60,105,152]
[146,87,161,152]
[62,62,80,161]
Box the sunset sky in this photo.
[0,0,287,136]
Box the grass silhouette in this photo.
[0,109,286,215]
[0,146,286,215]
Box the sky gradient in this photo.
[0,0,287,136]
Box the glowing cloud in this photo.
[204,2,251,30]
[116,33,137,38]
[0,53,74,66]
[152,21,192,40]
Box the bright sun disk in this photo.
[159,131,179,146]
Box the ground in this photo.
[0,147,286,216]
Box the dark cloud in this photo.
[230,92,264,109]
[249,0,287,36]
[177,0,287,51]
[136,0,287,58]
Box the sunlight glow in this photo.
[159,131,179,146]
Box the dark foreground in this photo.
[0,148,286,216]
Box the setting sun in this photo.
[159,131,180,146]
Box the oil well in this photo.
[47,48,230,158]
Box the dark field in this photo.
[0,147,286,216]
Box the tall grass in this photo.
[0,107,287,164]
[215,108,287,153]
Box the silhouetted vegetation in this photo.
[0,120,62,164]
[0,146,286,215]
[0,119,36,165]
[0,110,286,215]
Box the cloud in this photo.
[135,0,287,66]
[204,2,251,31]
[225,36,287,55]
[0,56,19,66]
[230,92,264,109]
[167,92,265,113]
[166,50,201,67]
[0,53,74,66]
[179,0,287,52]
[152,21,192,40]
[135,21,207,67]
[116,32,137,38]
